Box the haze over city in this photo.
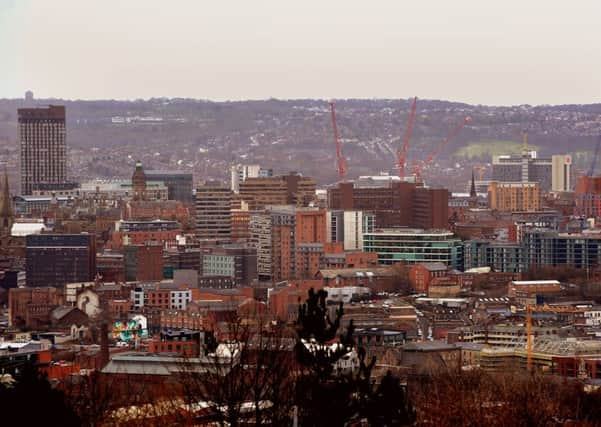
[3,2,601,426]
[2,0,600,105]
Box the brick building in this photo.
[109,220,181,250]
[9,287,63,328]
[251,207,326,282]
[231,209,252,241]
[488,181,542,212]
[327,182,448,229]
[96,252,125,282]
[124,243,164,281]
[124,200,190,225]
[409,262,448,293]
[239,172,316,210]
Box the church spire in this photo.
[0,167,14,233]
[469,168,477,199]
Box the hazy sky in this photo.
[1,0,600,105]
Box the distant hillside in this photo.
[0,97,599,191]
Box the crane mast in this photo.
[413,116,470,181]
[397,97,417,179]
[329,101,347,181]
[526,304,583,371]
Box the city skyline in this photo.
[1,0,600,105]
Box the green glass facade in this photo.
[363,229,464,270]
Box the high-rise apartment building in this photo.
[250,206,326,282]
[488,182,541,212]
[195,183,232,240]
[18,105,68,195]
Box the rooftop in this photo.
[511,280,561,286]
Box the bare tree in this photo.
[178,311,296,426]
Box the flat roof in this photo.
[146,170,192,176]
[511,280,560,285]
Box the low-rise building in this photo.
[409,262,448,293]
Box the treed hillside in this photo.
[0,97,599,191]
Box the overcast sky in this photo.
[1,0,600,105]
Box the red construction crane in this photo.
[329,101,347,181]
[397,97,417,179]
[413,115,471,181]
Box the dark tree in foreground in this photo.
[295,288,415,426]
[0,364,80,426]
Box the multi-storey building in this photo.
[464,229,601,273]
[109,220,181,249]
[230,164,273,193]
[363,228,464,270]
[164,246,202,272]
[9,287,62,328]
[239,173,316,210]
[130,283,193,310]
[195,183,232,240]
[18,105,69,195]
[201,244,257,287]
[96,252,126,282]
[124,243,164,282]
[326,210,376,251]
[250,213,273,281]
[327,182,448,229]
[463,239,525,273]
[551,155,572,192]
[575,175,601,218]
[523,230,601,270]
[231,209,251,241]
[146,170,194,205]
[488,181,541,212]
[491,151,571,192]
[26,234,96,288]
[250,206,326,282]
[78,179,168,201]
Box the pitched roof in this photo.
[50,305,78,321]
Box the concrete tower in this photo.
[18,105,67,195]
